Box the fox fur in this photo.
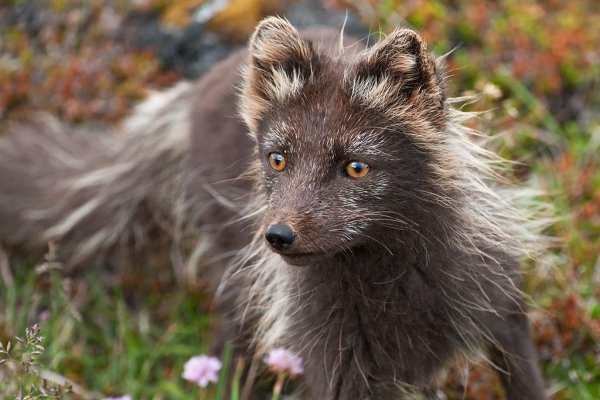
[0,17,547,399]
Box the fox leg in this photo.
[487,311,547,400]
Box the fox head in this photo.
[240,17,450,266]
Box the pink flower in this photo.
[182,355,222,387]
[264,348,304,376]
[103,396,132,400]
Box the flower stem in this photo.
[231,357,245,400]
[271,372,285,400]
[199,388,207,400]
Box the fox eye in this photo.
[268,152,286,172]
[345,161,370,178]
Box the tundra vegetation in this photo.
[0,0,598,399]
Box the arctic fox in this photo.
[0,17,546,399]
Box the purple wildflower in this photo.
[103,396,132,400]
[182,355,222,387]
[264,348,304,376]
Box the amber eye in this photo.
[345,161,370,178]
[268,152,286,172]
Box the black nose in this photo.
[265,224,296,251]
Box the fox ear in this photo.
[240,17,315,134]
[350,29,446,120]
[248,17,314,76]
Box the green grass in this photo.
[0,254,218,399]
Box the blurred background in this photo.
[0,0,598,398]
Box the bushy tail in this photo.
[0,83,197,267]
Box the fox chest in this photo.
[287,284,465,398]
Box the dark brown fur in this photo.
[229,18,547,399]
[0,17,546,399]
